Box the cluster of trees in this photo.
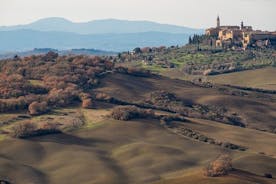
[188,34,215,48]
[111,105,154,121]
[204,153,233,177]
[114,38,275,77]
[0,74,48,98]
[110,105,187,125]
[143,91,244,127]
[117,46,169,63]
[0,52,114,114]
[11,121,61,138]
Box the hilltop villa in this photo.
[205,16,276,49]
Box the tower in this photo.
[241,21,244,29]
[217,16,220,28]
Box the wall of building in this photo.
[206,18,276,49]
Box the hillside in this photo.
[208,67,276,90]
[117,45,276,75]
[0,48,117,60]
[0,53,276,184]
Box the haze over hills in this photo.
[0,30,192,53]
[0,17,203,34]
[0,17,203,53]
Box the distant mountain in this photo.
[0,17,203,35]
[0,18,204,53]
[0,48,117,59]
[0,30,191,52]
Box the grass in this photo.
[153,169,275,184]
[0,109,275,184]
[208,67,276,90]
[0,71,276,184]
[29,79,44,86]
[0,134,6,141]
[0,107,110,139]
[81,108,110,129]
[120,47,276,81]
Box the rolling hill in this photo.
[208,67,276,90]
[0,53,276,184]
[0,71,276,184]
[0,48,117,60]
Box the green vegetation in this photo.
[117,45,276,77]
[29,79,44,86]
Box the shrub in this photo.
[11,122,37,138]
[82,98,93,109]
[0,179,11,184]
[39,122,58,130]
[149,91,177,104]
[71,118,84,129]
[111,106,154,121]
[28,101,49,115]
[264,173,273,178]
[204,154,233,177]
[159,114,187,125]
[133,47,142,54]
[11,122,61,139]
[42,51,58,61]
[95,92,112,101]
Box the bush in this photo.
[95,92,112,101]
[42,51,58,61]
[82,98,93,109]
[11,122,61,138]
[264,173,273,178]
[11,122,37,138]
[204,154,233,177]
[0,53,116,114]
[159,114,187,125]
[28,101,49,115]
[111,106,154,121]
[0,179,11,184]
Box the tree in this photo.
[82,98,93,109]
[189,36,192,44]
[28,101,48,115]
[204,153,233,177]
[42,51,58,61]
[133,47,142,54]
[12,122,37,138]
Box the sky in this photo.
[0,0,275,31]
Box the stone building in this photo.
[205,16,276,49]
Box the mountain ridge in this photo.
[0,29,190,52]
[0,17,204,53]
[0,17,203,35]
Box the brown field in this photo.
[208,67,276,90]
[0,72,276,184]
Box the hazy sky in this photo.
[0,0,275,30]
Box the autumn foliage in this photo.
[111,106,154,121]
[0,52,115,113]
[204,154,233,177]
[82,98,93,109]
[28,101,48,115]
[11,121,60,138]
